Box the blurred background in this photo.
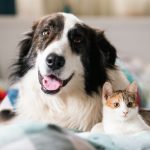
[0,0,150,95]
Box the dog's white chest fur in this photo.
[16,69,102,131]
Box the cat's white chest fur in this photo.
[103,114,149,134]
[92,113,150,135]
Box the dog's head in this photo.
[11,13,117,95]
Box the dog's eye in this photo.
[73,35,83,44]
[42,30,50,36]
[42,23,56,36]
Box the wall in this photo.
[15,0,150,17]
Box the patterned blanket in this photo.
[0,122,150,150]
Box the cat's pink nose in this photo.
[123,111,128,116]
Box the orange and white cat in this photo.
[91,82,150,134]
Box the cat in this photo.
[91,81,150,134]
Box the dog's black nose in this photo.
[46,53,65,70]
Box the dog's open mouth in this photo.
[38,72,74,94]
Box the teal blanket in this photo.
[78,131,150,150]
[0,122,150,150]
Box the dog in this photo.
[7,12,129,131]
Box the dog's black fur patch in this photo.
[68,24,117,95]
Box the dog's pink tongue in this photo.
[42,76,62,91]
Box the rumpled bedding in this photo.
[77,131,150,150]
[0,122,150,150]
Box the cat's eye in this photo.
[114,102,120,108]
[127,102,133,108]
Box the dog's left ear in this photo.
[95,30,117,66]
[10,21,39,83]
[19,21,38,58]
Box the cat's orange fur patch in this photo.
[106,93,123,108]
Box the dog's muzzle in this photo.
[38,72,74,95]
[38,53,74,94]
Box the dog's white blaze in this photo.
[36,13,83,80]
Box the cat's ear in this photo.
[126,81,138,93]
[102,82,113,100]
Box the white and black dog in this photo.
[8,13,128,131]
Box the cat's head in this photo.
[102,81,138,121]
